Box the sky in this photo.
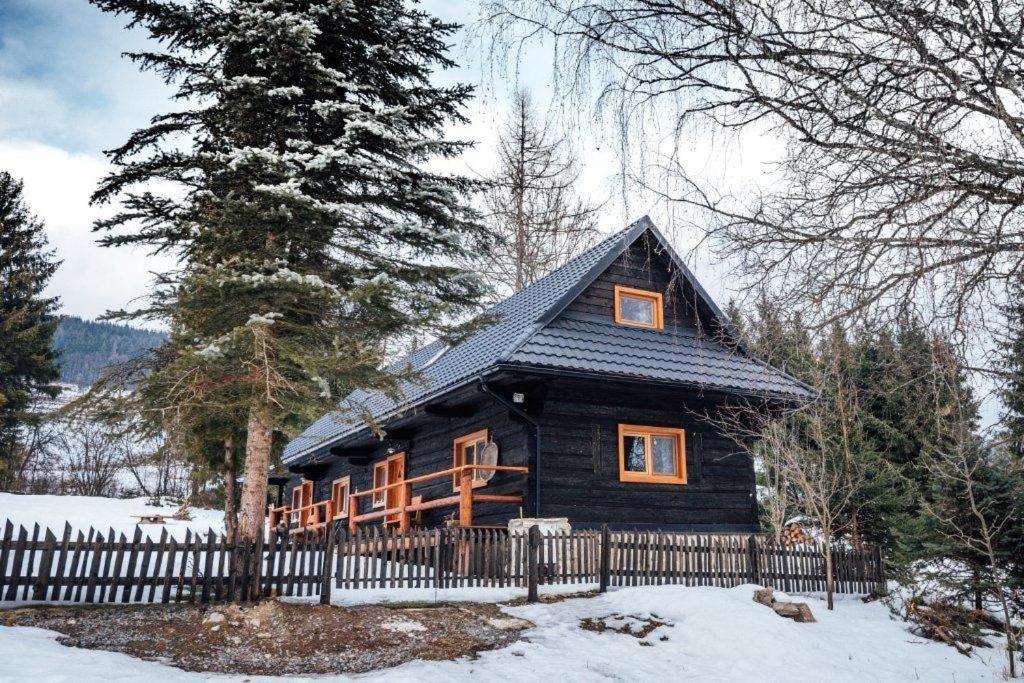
[0,0,777,323]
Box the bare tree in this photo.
[58,417,126,497]
[9,393,64,492]
[482,0,1024,344]
[753,420,795,542]
[482,90,600,294]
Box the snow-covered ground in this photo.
[0,493,224,538]
[0,584,1013,682]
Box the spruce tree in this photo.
[0,172,61,489]
[90,0,492,541]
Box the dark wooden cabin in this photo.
[273,217,813,535]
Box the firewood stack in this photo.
[780,523,810,546]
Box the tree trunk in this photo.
[237,402,272,543]
[223,436,238,544]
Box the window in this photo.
[331,476,350,519]
[453,428,489,491]
[290,480,313,524]
[372,461,387,508]
[617,424,686,485]
[371,453,405,509]
[614,285,664,330]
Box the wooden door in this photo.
[385,452,406,524]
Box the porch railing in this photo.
[267,499,335,535]
[347,463,528,532]
[267,464,529,535]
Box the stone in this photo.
[203,612,225,625]
[771,601,816,623]
[753,587,775,607]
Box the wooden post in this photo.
[873,545,886,595]
[320,522,336,605]
[747,534,761,585]
[459,470,473,527]
[527,524,540,603]
[599,525,611,593]
[398,483,412,532]
[348,494,359,534]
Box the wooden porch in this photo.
[268,463,528,535]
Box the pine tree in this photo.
[0,172,61,489]
[90,0,493,542]
[481,90,599,294]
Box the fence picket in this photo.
[51,524,74,601]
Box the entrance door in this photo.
[385,452,406,524]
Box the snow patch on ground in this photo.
[381,618,427,634]
[0,584,1012,681]
[0,493,224,538]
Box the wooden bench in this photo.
[133,514,167,525]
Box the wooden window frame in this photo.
[371,452,405,509]
[331,476,351,519]
[613,285,664,330]
[290,480,313,523]
[453,428,490,492]
[371,461,388,508]
[617,424,687,485]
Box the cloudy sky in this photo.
[0,0,773,323]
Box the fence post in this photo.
[747,534,761,586]
[873,544,886,595]
[320,522,336,605]
[527,525,540,603]
[599,525,610,593]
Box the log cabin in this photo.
[272,216,814,535]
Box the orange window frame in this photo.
[371,461,387,508]
[613,285,664,330]
[290,480,313,523]
[617,424,687,485]
[453,428,489,492]
[331,476,351,519]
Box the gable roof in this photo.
[283,216,814,464]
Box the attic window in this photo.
[614,285,664,330]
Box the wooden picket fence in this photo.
[331,526,602,590]
[0,520,328,604]
[605,531,883,594]
[0,521,884,605]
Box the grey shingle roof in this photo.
[283,216,813,463]
[509,314,811,397]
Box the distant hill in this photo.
[53,316,166,387]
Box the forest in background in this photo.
[52,316,165,387]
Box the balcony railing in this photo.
[347,463,528,532]
[268,463,528,536]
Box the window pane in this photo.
[620,295,655,324]
[651,436,677,475]
[472,439,488,480]
[624,435,647,472]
